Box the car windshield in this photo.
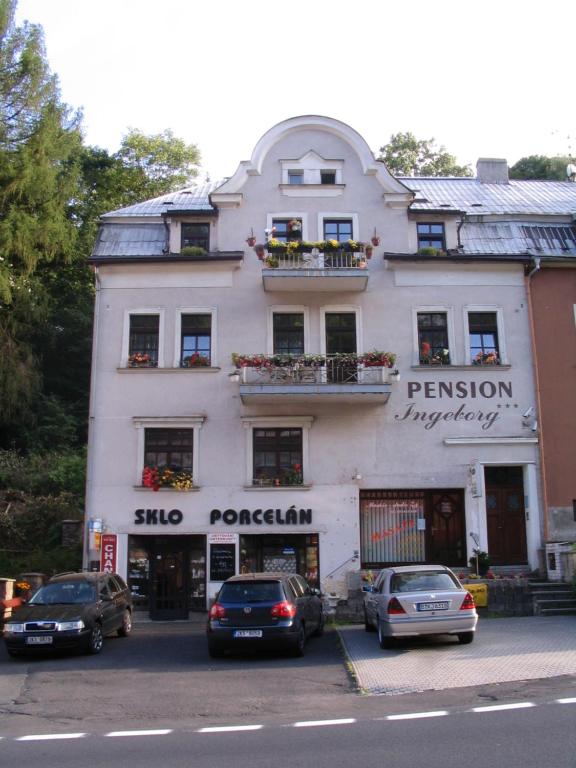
[390,571,459,593]
[219,581,284,603]
[29,582,96,605]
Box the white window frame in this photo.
[320,305,363,355]
[267,305,310,355]
[241,416,314,487]
[122,308,165,368]
[412,305,456,366]
[463,305,508,365]
[318,212,359,242]
[133,416,205,487]
[174,307,217,368]
[280,153,344,185]
[267,212,309,241]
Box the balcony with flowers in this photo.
[252,226,376,292]
[231,351,397,405]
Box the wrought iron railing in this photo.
[263,250,369,270]
[238,357,390,386]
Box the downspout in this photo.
[84,263,102,569]
[456,212,467,250]
[524,256,549,546]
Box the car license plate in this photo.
[417,601,449,612]
[233,630,263,638]
[26,636,53,645]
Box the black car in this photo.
[3,571,132,657]
[207,572,324,658]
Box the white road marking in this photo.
[557,698,576,704]
[472,703,536,713]
[105,729,173,737]
[197,725,264,733]
[386,711,449,721]
[293,718,356,728]
[17,733,86,741]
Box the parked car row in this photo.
[3,565,477,660]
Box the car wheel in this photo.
[291,625,306,657]
[364,608,376,632]
[312,610,325,637]
[86,625,104,655]
[207,641,225,658]
[117,609,132,637]
[458,632,474,645]
[378,620,395,650]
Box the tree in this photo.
[509,155,572,181]
[378,132,472,177]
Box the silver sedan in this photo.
[363,565,478,649]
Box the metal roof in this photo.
[461,222,576,256]
[401,177,576,216]
[92,223,166,257]
[102,180,224,218]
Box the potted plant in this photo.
[265,255,279,268]
[364,245,373,259]
[128,352,156,368]
[254,243,266,260]
[371,230,381,247]
[473,351,500,365]
[181,353,210,368]
[180,246,208,257]
[246,229,256,247]
[469,549,490,577]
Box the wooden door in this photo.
[485,467,527,564]
[426,490,466,566]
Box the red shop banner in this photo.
[100,534,117,573]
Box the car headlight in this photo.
[57,620,85,632]
[4,623,25,634]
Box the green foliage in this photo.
[509,155,572,181]
[0,448,86,496]
[378,132,472,177]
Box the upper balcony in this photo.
[255,240,373,292]
[231,353,397,405]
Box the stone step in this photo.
[529,582,573,590]
[536,599,576,610]
[531,589,574,598]
[539,607,576,616]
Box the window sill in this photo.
[412,364,511,371]
[133,486,200,492]
[244,485,312,492]
[118,367,220,373]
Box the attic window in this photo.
[321,171,337,185]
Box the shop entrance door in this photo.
[485,467,527,564]
[150,537,189,620]
[426,491,466,566]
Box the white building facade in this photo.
[86,116,544,619]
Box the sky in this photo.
[15,0,576,183]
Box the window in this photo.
[360,491,426,567]
[181,314,211,367]
[273,313,304,355]
[418,312,450,364]
[323,219,353,243]
[320,170,336,185]
[253,428,303,487]
[468,312,500,364]
[272,218,302,242]
[181,223,210,250]
[129,315,159,366]
[288,170,304,185]
[417,223,445,250]
[145,428,194,472]
[325,312,357,382]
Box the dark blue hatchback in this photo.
[207,572,324,657]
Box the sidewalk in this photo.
[338,615,576,695]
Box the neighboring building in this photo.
[85,116,576,619]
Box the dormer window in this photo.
[181,223,210,251]
[280,151,344,195]
[417,223,445,250]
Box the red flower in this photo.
[421,342,431,356]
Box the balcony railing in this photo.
[263,250,369,270]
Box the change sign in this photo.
[100,534,117,573]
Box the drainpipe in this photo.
[524,256,549,548]
[84,264,102,569]
[456,212,467,250]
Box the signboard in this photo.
[100,534,117,573]
[208,532,238,544]
[209,543,235,582]
[466,582,488,608]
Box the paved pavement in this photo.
[337,615,576,695]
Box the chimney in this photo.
[476,158,509,184]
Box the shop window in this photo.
[417,312,450,365]
[129,314,159,367]
[240,534,319,588]
[273,313,304,355]
[360,491,426,567]
[253,428,303,487]
[468,311,500,365]
[181,314,211,367]
[181,222,210,251]
[417,222,445,250]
